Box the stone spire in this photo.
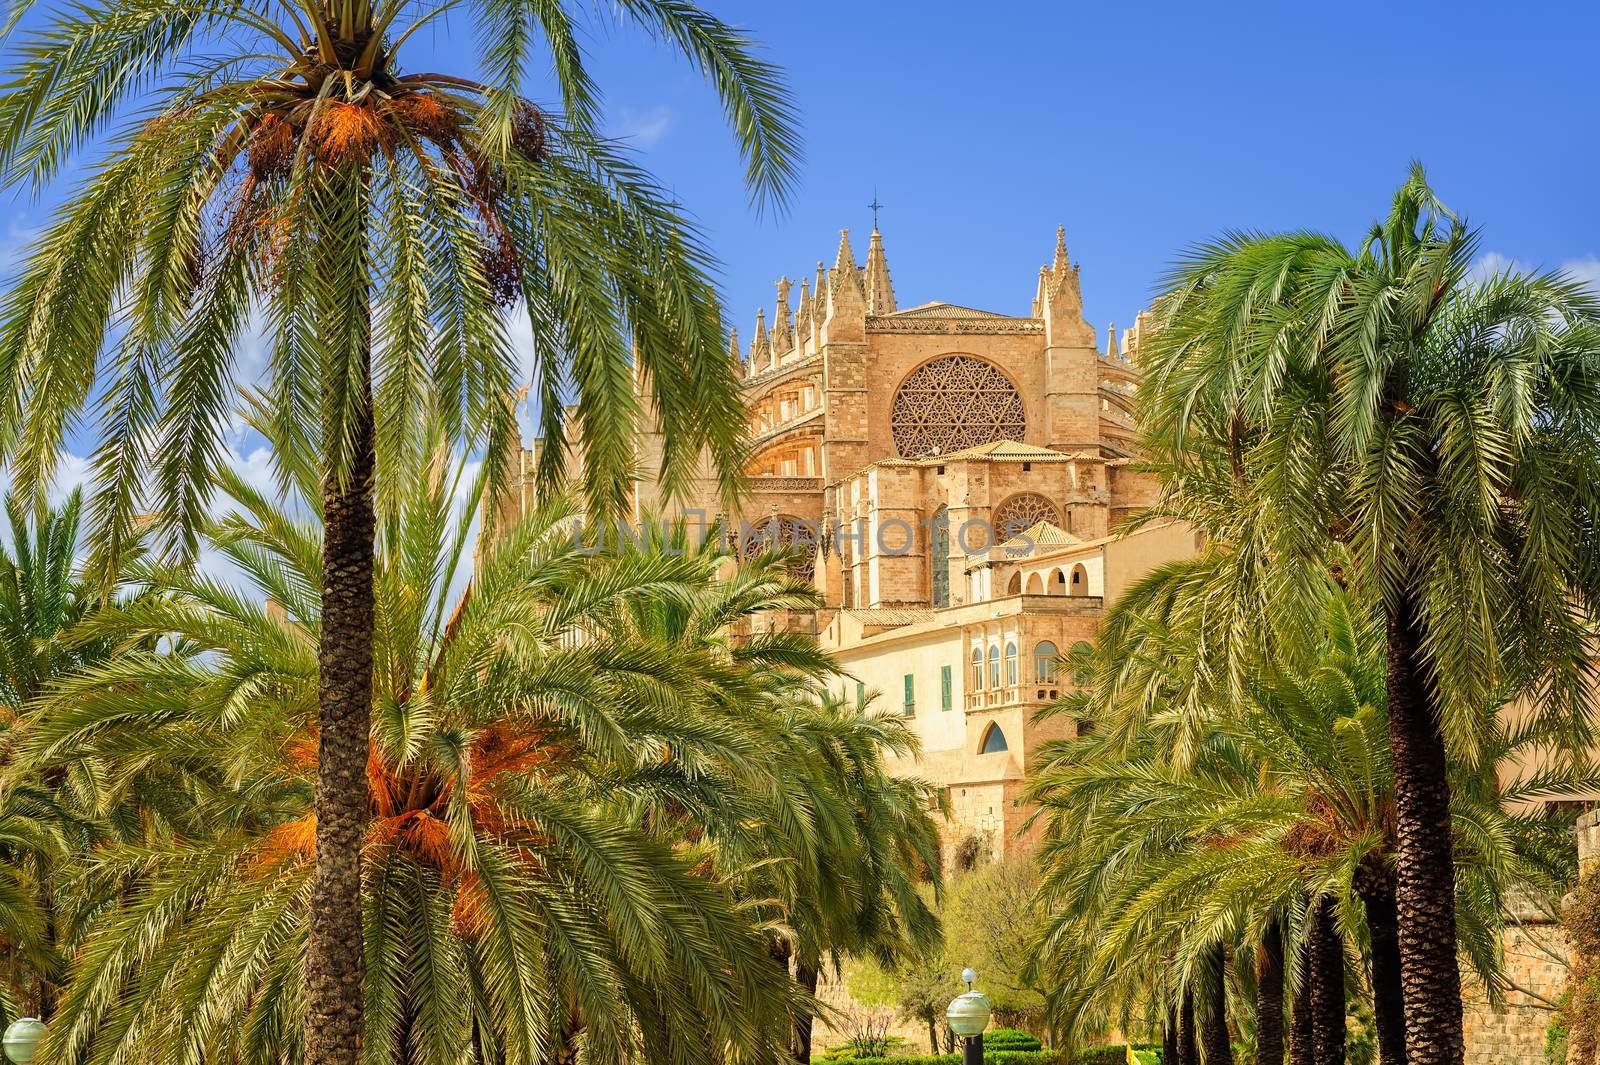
[833,229,860,282]
[749,307,767,366]
[826,229,866,321]
[1037,225,1094,352]
[796,276,813,338]
[772,276,794,355]
[864,227,896,315]
[729,327,743,379]
[1043,225,1084,311]
[1105,322,1118,360]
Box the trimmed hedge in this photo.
[829,1047,1133,1065]
[986,1030,1044,1052]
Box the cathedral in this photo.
[497,224,1195,863]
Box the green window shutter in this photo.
[855,680,865,705]
[941,665,953,711]
[902,673,915,716]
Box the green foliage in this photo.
[0,424,946,1065]
[831,1044,1128,1065]
[883,855,1045,1029]
[985,1028,1043,1051]
[0,0,804,575]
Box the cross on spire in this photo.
[868,190,884,231]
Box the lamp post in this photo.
[945,967,992,1065]
[2,1018,44,1065]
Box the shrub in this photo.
[986,1029,1044,1051]
[835,1048,1126,1065]
[1068,1049,1127,1065]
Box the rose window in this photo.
[889,355,1027,458]
[741,515,816,582]
[993,493,1059,539]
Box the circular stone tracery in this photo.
[741,515,816,582]
[993,493,1059,538]
[889,355,1027,459]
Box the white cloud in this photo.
[1561,256,1600,292]
[609,105,674,147]
[1468,250,1521,283]
[1470,251,1600,294]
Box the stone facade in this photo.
[493,224,1188,861]
[1462,897,1567,1065]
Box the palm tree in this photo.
[12,419,857,1065]
[767,688,942,1062]
[594,525,944,1062]
[1132,167,1600,1064]
[1028,578,1580,1065]
[0,6,798,1061]
[0,490,162,1022]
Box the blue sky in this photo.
[2,0,1597,527]
[495,0,1600,334]
[4,0,1596,383]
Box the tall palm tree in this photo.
[1133,167,1600,1064]
[0,5,798,1061]
[12,419,847,1065]
[1028,578,1580,1065]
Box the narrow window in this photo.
[855,680,866,705]
[930,507,950,608]
[971,648,983,690]
[941,665,953,711]
[1005,642,1018,686]
[987,645,1001,689]
[1034,641,1059,683]
[903,674,915,716]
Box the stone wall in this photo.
[1461,909,1566,1065]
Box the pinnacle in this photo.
[864,227,896,314]
[834,229,858,274]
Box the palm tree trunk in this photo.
[1385,592,1464,1065]
[793,961,820,1062]
[1178,983,1200,1065]
[1359,880,1407,1065]
[1308,896,1345,1065]
[1164,1006,1179,1065]
[305,360,375,1065]
[1290,938,1313,1065]
[1256,920,1285,1065]
[1201,947,1233,1065]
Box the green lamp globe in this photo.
[946,989,992,1038]
[3,1017,44,1065]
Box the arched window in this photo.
[979,722,1009,754]
[971,648,983,690]
[1051,570,1067,596]
[1070,564,1088,596]
[931,506,950,608]
[1005,642,1018,686]
[1034,641,1058,683]
[993,493,1060,540]
[1007,572,1022,595]
[987,645,1001,689]
[890,355,1027,458]
[1071,641,1094,686]
[1025,572,1044,594]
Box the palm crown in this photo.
[0,0,799,564]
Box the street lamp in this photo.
[2,1018,44,1065]
[945,967,992,1065]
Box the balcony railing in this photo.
[964,679,1073,711]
